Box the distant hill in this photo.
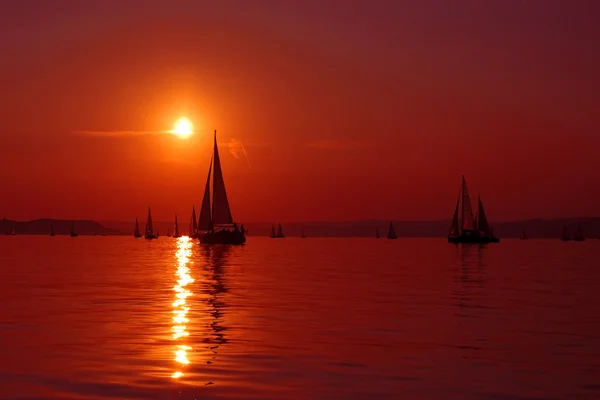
[0,219,115,236]
[101,217,600,239]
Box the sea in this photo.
[0,236,599,399]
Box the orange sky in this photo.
[1,1,599,222]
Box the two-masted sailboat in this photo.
[134,218,142,238]
[172,215,181,238]
[197,131,246,245]
[270,223,285,238]
[448,176,499,244]
[145,208,158,240]
[387,221,397,239]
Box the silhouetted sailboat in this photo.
[189,206,198,238]
[270,223,285,238]
[300,228,306,238]
[448,176,499,243]
[70,221,78,237]
[561,225,571,241]
[145,208,158,240]
[134,218,142,238]
[387,221,397,239]
[172,215,181,238]
[573,226,585,242]
[375,228,380,238]
[50,223,55,237]
[197,130,246,245]
[520,228,527,240]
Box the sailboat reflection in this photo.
[199,244,231,365]
[453,244,486,314]
[172,237,194,379]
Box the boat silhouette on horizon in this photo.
[270,223,285,238]
[197,130,246,245]
[387,221,397,239]
[144,208,158,240]
[134,218,142,238]
[448,176,499,244]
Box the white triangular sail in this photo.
[198,157,213,231]
[211,131,234,226]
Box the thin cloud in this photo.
[307,139,376,150]
[228,138,252,167]
[73,130,166,137]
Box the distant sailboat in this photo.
[300,228,306,238]
[172,215,181,238]
[448,176,499,243]
[573,226,585,242]
[387,221,397,239]
[190,206,198,238]
[70,221,78,237]
[50,223,55,237]
[144,208,158,240]
[520,228,527,240]
[271,223,285,238]
[375,228,380,239]
[134,218,142,238]
[197,130,246,245]
[561,225,571,241]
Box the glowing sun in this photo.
[172,118,193,138]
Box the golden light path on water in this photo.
[172,236,194,379]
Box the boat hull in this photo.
[145,235,158,240]
[448,235,499,244]
[199,230,246,245]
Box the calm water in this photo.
[0,237,599,399]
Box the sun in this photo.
[172,117,193,138]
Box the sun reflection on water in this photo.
[172,236,194,379]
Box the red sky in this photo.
[1,0,599,223]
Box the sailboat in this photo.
[70,221,78,237]
[387,221,397,239]
[573,226,585,242]
[270,223,285,238]
[520,228,527,240]
[144,207,158,240]
[560,225,571,241]
[300,228,306,238]
[448,176,499,244]
[189,206,198,238]
[172,215,181,238]
[134,218,142,238]
[197,130,246,245]
[375,228,380,239]
[50,223,55,237]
